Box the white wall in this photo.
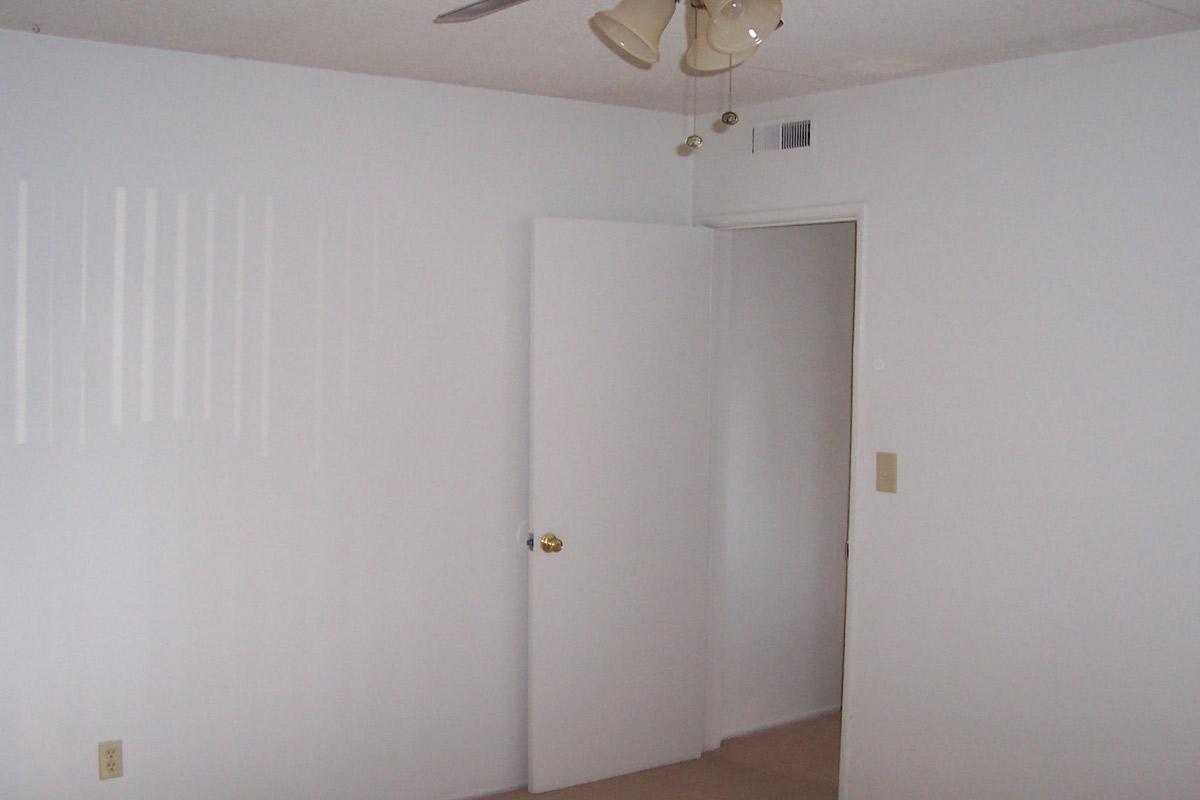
[713,223,854,738]
[695,30,1200,800]
[0,30,690,800]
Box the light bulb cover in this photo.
[591,0,678,64]
[705,0,782,54]
[685,6,757,71]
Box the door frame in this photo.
[697,202,867,800]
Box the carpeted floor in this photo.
[485,712,841,800]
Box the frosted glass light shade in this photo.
[591,0,678,64]
[706,0,782,54]
[686,6,757,72]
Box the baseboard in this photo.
[718,704,842,743]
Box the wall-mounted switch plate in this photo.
[876,452,898,493]
[99,740,123,780]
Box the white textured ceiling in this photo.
[2,0,1199,112]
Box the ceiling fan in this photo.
[435,0,783,151]
[434,0,783,72]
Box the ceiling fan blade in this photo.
[434,0,535,23]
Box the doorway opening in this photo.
[706,219,859,799]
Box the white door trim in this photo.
[696,202,865,230]
[698,202,867,800]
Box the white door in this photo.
[529,218,714,793]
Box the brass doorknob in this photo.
[539,534,564,553]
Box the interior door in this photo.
[529,218,714,793]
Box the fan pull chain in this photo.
[722,53,739,126]
[685,3,704,150]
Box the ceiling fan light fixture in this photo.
[591,0,679,64]
[705,0,783,54]
[685,6,757,72]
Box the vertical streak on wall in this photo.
[47,186,57,444]
[173,193,189,420]
[260,196,274,458]
[140,188,158,423]
[232,195,246,442]
[14,181,29,445]
[112,187,127,430]
[371,205,380,330]
[78,185,89,446]
[313,202,326,468]
[202,192,215,421]
[342,201,352,411]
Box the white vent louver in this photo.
[752,120,811,153]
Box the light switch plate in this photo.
[876,452,897,493]
[99,740,123,780]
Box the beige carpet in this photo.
[485,713,840,800]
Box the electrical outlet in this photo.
[98,740,123,780]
